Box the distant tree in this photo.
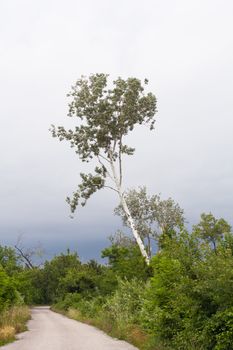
[51,74,157,264]
[42,251,81,303]
[193,213,231,252]
[115,187,185,256]
[108,230,135,247]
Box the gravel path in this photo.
[1,306,138,350]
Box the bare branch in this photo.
[14,244,34,269]
[14,235,44,269]
[97,155,114,181]
[98,153,110,163]
[104,185,120,193]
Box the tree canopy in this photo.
[115,187,185,256]
[193,212,231,252]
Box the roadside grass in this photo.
[0,306,30,346]
[52,306,157,350]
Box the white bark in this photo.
[109,154,150,265]
[120,194,150,265]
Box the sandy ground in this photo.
[1,306,138,350]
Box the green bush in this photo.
[102,244,151,281]
[104,278,145,327]
[140,231,233,349]
[55,293,82,311]
[202,308,233,350]
[0,268,19,312]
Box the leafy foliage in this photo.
[140,221,233,349]
[104,278,145,326]
[102,240,151,281]
[51,74,157,213]
[115,187,185,254]
[0,246,22,275]
[193,212,231,251]
[0,268,20,312]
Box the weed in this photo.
[0,306,30,345]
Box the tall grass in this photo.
[53,279,158,350]
[0,306,30,345]
[53,305,154,349]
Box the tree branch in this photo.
[109,150,120,190]
[14,245,34,269]
[113,139,117,154]
[119,137,123,187]
[104,185,120,193]
[98,153,110,163]
[97,155,114,181]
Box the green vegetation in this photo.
[1,210,233,349]
[0,306,30,345]
[0,247,30,345]
[51,218,233,350]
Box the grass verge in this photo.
[51,306,158,350]
[0,306,31,346]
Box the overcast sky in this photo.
[1,0,233,260]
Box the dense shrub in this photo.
[55,293,82,311]
[102,244,152,281]
[104,278,145,326]
[140,232,233,349]
[0,268,21,312]
[203,308,233,350]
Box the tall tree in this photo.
[115,187,185,256]
[51,74,157,264]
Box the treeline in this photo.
[1,211,233,349]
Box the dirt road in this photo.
[1,306,138,350]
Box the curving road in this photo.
[1,306,138,350]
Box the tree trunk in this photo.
[109,156,150,265]
[120,194,150,265]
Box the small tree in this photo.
[193,212,231,252]
[51,74,157,264]
[115,187,185,256]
